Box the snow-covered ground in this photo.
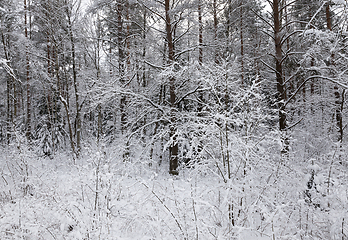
[0,143,347,240]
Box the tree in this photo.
[165,0,179,175]
[65,0,81,155]
[0,0,18,143]
[272,0,287,133]
[258,0,307,153]
[224,0,262,82]
[24,0,31,141]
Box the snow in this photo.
[332,0,346,5]
[0,143,347,240]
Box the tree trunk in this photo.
[198,0,203,64]
[66,2,81,156]
[142,9,147,87]
[55,44,76,160]
[240,0,244,83]
[213,0,219,64]
[326,1,332,31]
[126,0,130,68]
[25,0,31,141]
[117,0,125,76]
[96,15,102,143]
[117,0,127,134]
[326,2,343,143]
[225,0,232,58]
[2,32,13,143]
[165,0,178,175]
[273,0,288,152]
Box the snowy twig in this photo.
[117,90,165,113]
[0,59,22,84]
[190,184,199,240]
[142,182,185,237]
[175,86,200,105]
[285,75,348,107]
[144,60,165,70]
[45,227,57,240]
[285,118,303,131]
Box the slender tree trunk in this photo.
[2,32,13,143]
[46,34,55,152]
[109,36,113,76]
[213,0,219,64]
[126,0,130,68]
[47,36,51,76]
[335,87,344,143]
[273,0,286,130]
[117,0,124,76]
[198,0,203,64]
[165,0,178,175]
[197,0,205,154]
[326,1,332,31]
[55,44,76,159]
[96,15,102,143]
[117,0,127,135]
[142,9,147,87]
[13,76,17,120]
[273,0,288,152]
[66,2,81,156]
[325,1,342,143]
[6,71,12,143]
[240,0,244,83]
[25,0,31,141]
[284,0,290,51]
[225,0,232,58]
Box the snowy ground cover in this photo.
[0,142,347,240]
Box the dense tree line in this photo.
[0,0,348,174]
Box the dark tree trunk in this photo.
[126,0,130,68]
[165,0,178,175]
[213,0,219,64]
[2,32,13,143]
[118,0,127,135]
[198,0,203,64]
[117,0,125,76]
[55,45,76,159]
[273,0,286,130]
[66,2,80,156]
[326,1,343,142]
[240,1,244,83]
[25,0,31,141]
[142,9,147,87]
[273,0,288,152]
[326,1,332,31]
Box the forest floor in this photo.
[0,144,346,240]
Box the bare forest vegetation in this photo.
[0,0,348,239]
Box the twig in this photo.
[142,182,185,237]
[204,148,227,183]
[285,118,303,131]
[46,227,57,240]
[191,184,199,240]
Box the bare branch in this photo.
[144,60,166,70]
[279,0,300,13]
[280,30,303,47]
[142,182,185,236]
[260,59,278,73]
[175,86,200,105]
[285,75,348,107]
[285,118,303,131]
[251,8,275,31]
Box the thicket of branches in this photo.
[0,0,348,239]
